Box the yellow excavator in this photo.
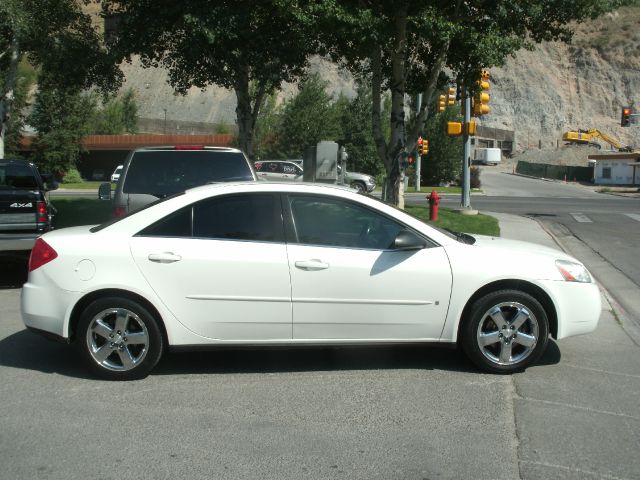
[562,129,634,152]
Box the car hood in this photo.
[471,234,573,260]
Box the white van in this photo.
[475,147,501,165]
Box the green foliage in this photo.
[421,107,463,185]
[90,89,139,135]
[268,73,342,158]
[3,60,36,157]
[336,85,383,176]
[28,78,94,178]
[213,121,232,135]
[61,167,83,184]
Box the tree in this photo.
[337,84,383,176]
[0,0,120,158]
[90,89,139,134]
[271,73,342,158]
[103,0,315,159]
[306,0,628,206]
[29,77,96,178]
[422,107,463,186]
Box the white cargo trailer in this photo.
[475,147,501,165]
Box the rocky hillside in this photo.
[116,6,640,153]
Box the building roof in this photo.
[588,153,640,161]
[19,134,235,151]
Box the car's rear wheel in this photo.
[460,289,549,374]
[76,297,164,380]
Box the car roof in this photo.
[133,146,242,153]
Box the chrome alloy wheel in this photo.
[86,308,150,372]
[476,301,539,366]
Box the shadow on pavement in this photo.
[1,328,488,379]
[0,253,29,289]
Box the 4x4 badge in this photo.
[9,202,33,208]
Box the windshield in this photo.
[123,150,254,196]
[0,163,39,190]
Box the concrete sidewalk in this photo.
[493,211,640,480]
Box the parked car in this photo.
[255,160,376,193]
[0,158,58,251]
[111,165,123,183]
[254,160,303,182]
[340,167,376,193]
[23,182,600,380]
[106,146,256,217]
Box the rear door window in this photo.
[0,163,39,190]
[137,194,284,243]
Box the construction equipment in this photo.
[562,129,634,152]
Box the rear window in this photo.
[0,162,39,190]
[122,150,254,196]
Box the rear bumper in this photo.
[0,233,41,251]
[21,280,76,340]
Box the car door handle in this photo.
[295,259,329,271]
[148,252,182,264]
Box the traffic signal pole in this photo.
[461,90,472,210]
[416,93,422,192]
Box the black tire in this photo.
[76,297,164,380]
[460,289,549,374]
[351,181,366,193]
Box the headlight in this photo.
[555,260,592,283]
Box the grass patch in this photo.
[59,181,113,190]
[405,206,500,237]
[51,198,112,229]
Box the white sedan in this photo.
[22,182,601,380]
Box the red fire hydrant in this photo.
[427,190,440,221]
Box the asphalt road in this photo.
[2,284,639,480]
[1,172,638,479]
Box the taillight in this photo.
[29,238,58,272]
[36,201,48,223]
[113,206,127,218]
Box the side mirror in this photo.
[393,230,427,251]
[40,173,59,191]
[98,182,112,201]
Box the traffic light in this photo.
[438,95,446,113]
[447,87,456,106]
[621,107,632,127]
[472,69,490,116]
[421,139,429,155]
[447,122,462,136]
[417,137,429,156]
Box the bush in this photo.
[470,166,481,188]
[61,167,84,184]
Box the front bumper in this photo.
[539,279,602,339]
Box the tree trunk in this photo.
[385,4,409,207]
[0,35,20,159]
[234,64,255,160]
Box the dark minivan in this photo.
[107,146,257,217]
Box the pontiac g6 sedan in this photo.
[22,183,601,380]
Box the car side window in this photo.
[288,195,405,250]
[283,163,300,175]
[193,194,283,242]
[138,194,283,242]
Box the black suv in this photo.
[0,158,58,251]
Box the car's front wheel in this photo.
[350,181,366,193]
[76,297,164,380]
[460,289,549,374]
